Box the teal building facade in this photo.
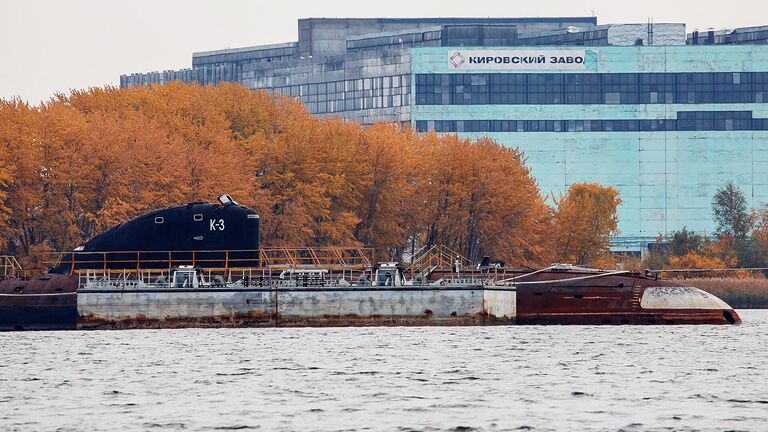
[411,46,768,248]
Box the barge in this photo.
[0,196,741,330]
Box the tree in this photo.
[711,181,758,267]
[353,123,418,256]
[415,134,551,265]
[712,181,754,240]
[643,234,669,271]
[668,227,705,257]
[552,182,622,265]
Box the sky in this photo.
[1,0,766,104]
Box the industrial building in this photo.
[121,18,768,251]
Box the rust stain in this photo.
[76,310,515,329]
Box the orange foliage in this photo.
[415,134,551,265]
[668,252,726,270]
[664,251,744,278]
[0,82,614,266]
[590,253,619,270]
[552,182,622,265]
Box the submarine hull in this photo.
[0,303,77,331]
[512,274,741,325]
[0,275,78,331]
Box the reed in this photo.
[684,277,768,309]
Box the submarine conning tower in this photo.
[51,195,260,273]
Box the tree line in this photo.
[0,82,621,267]
[640,181,768,275]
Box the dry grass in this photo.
[683,277,768,309]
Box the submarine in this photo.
[0,195,741,330]
[2,195,259,330]
[51,194,260,273]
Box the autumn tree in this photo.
[353,123,419,257]
[0,98,93,255]
[0,81,588,268]
[552,182,622,265]
[415,134,551,265]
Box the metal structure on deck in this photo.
[407,244,472,276]
[42,246,373,275]
[1,256,23,278]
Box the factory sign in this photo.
[448,50,589,70]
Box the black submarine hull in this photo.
[0,275,78,331]
[50,198,260,273]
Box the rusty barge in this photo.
[0,196,740,330]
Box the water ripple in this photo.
[0,311,766,431]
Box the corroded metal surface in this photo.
[77,289,276,329]
[482,289,516,319]
[77,287,516,329]
[511,270,741,325]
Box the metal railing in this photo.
[408,244,472,276]
[42,246,374,275]
[1,256,23,277]
[76,265,365,290]
[11,245,479,281]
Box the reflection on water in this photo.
[1,310,767,431]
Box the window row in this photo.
[415,114,768,133]
[272,75,411,114]
[302,95,407,114]
[416,72,768,105]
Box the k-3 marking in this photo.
[209,219,225,231]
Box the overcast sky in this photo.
[1,0,766,104]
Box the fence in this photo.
[40,246,374,275]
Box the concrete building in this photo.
[122,17,599,124]
[121,18,768,250]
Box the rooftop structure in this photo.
[688,25,768,45]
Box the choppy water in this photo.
[1,311,767,432]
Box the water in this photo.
[1,311,767,432]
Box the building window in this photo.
[414,111,762,133]
[415,72,768,106]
